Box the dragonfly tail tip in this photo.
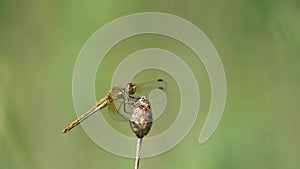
[62,127,71,134]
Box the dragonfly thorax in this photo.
[126,83,137,95]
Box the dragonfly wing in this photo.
[133,79,167,98]
[107,79,167,122]
[108,101,128,122]
[106,87,129,121]
[110,98,133,121]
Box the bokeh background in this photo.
[1,0,299,169]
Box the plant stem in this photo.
[135,138,143,169]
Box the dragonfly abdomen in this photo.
[62,97,109,133]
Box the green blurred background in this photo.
[1,0,299,169]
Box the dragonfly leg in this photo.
[123,99,132,114]
[117,99,125,113]
[116,98,132,114]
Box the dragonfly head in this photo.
[126,83,137,95]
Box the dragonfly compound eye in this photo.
[127,83,136,95]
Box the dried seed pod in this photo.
[130,96,153,138]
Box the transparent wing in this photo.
[107,86,134,121]
[133,79,167,98]
[108,79,167,122]
[108,100,130,122]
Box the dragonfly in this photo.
[62,79,166,133]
